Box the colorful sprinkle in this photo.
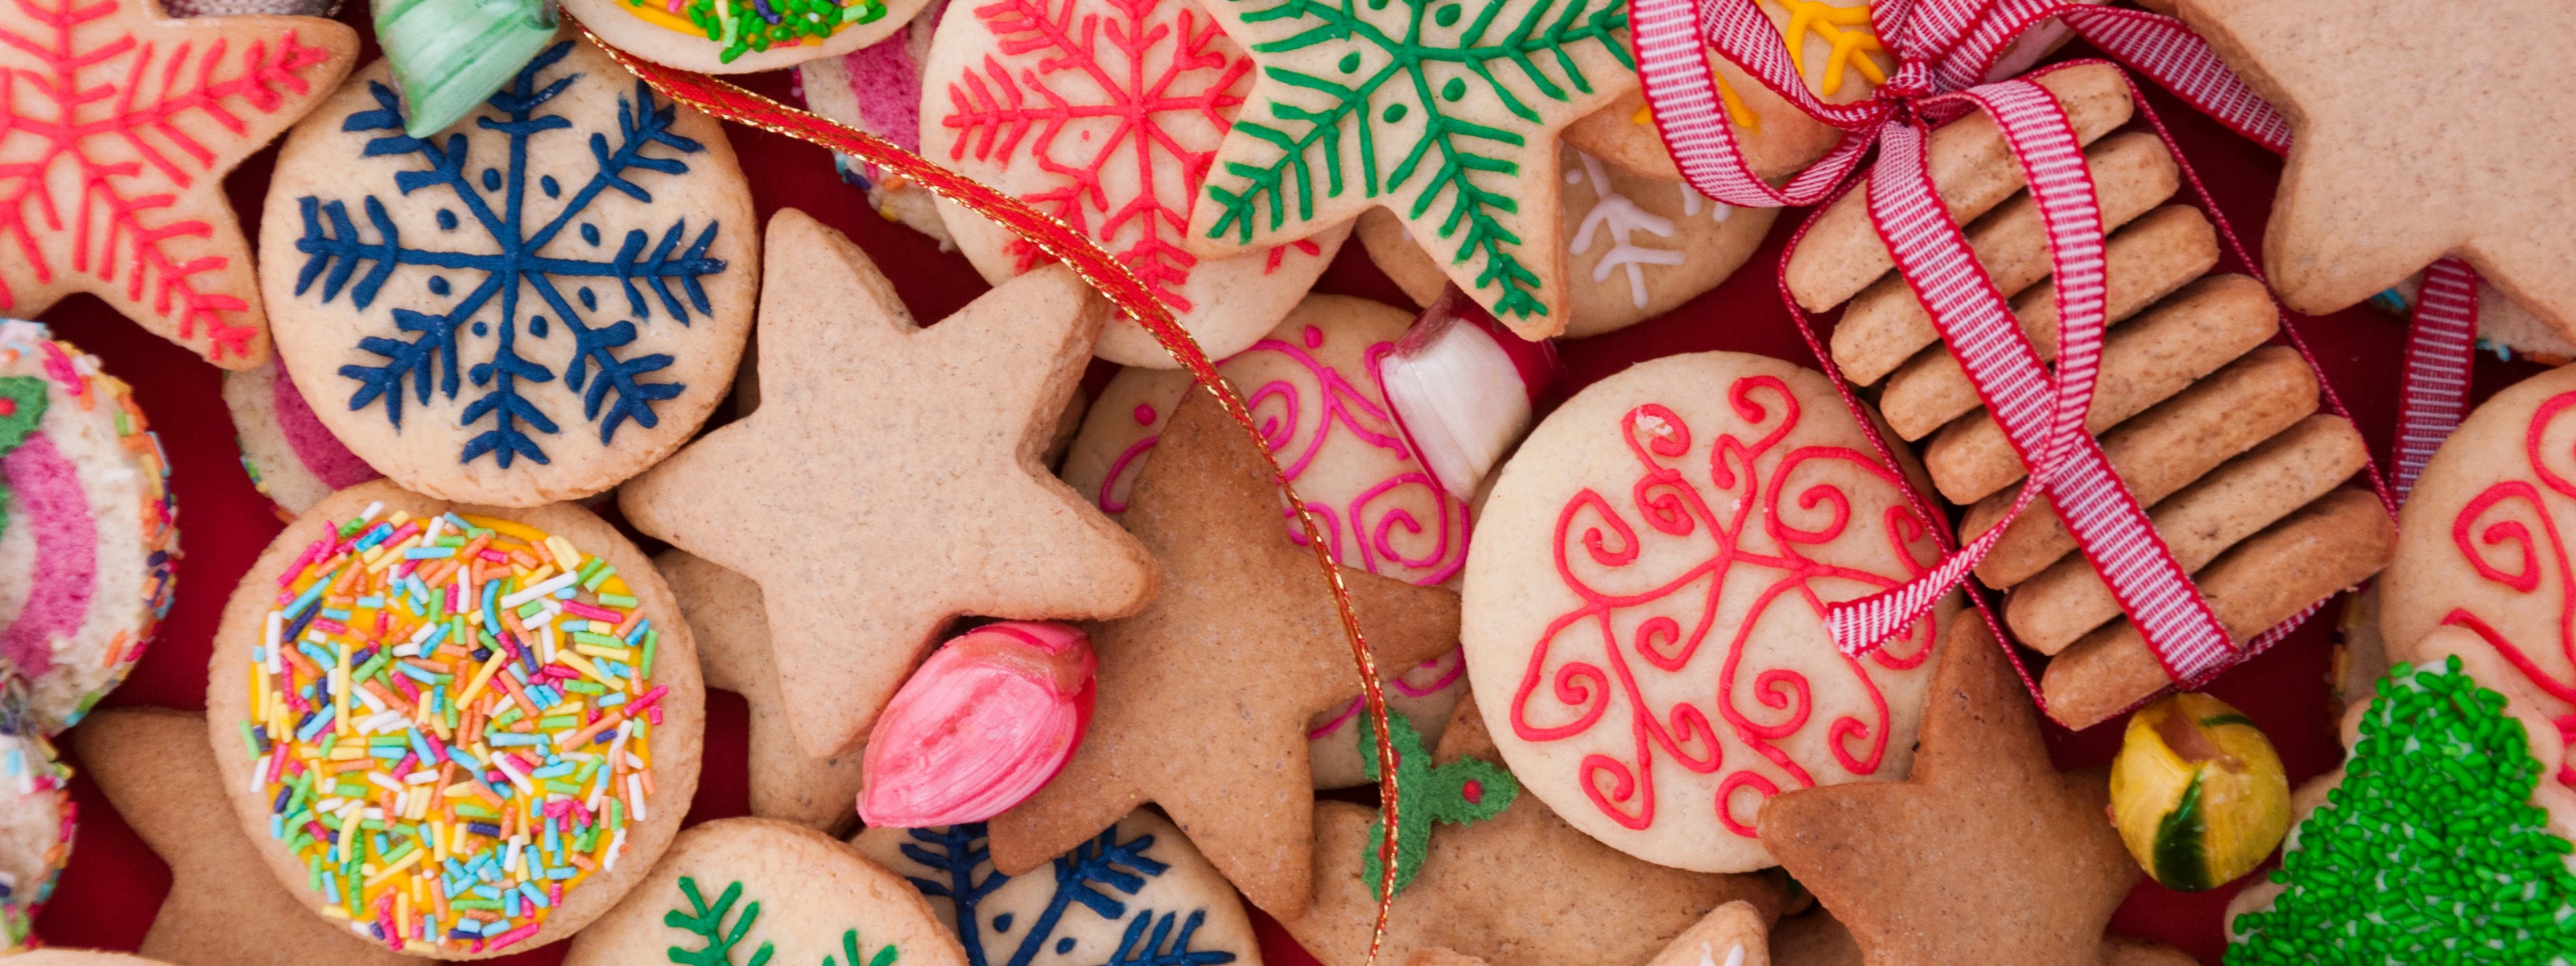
[619,0,888,63]
[250,509,656,954]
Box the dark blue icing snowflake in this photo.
[900,824,1240,966]
[291,40,728,468]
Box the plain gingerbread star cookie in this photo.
[1274,696,1789,966]
[1756,616,2139,966]
[657,549,867,835]
[987,390,1460,918]
[2178,0,2576,339]
[1181,0,1637,336]
[0,0,356,367]
[620,208,1154,760]
[73,707,415,966]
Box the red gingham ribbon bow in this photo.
[1629,0,2301,684]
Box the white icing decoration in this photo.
[1567,151,1683,309]
[1679,180,1733,223]
[1695,943,1746,966]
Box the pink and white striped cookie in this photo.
[222,360,382,518]
[0,320,180,733]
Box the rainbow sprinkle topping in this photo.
[619,0,888,64]
[246,503,664,954]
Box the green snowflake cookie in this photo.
[1187,0,1636,336]
[2228,656,2576,962]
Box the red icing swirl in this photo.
[2443,390,2576,774]
[1509,375,1939,838]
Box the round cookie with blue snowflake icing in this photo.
[851,810,1261,966]
[257,33,757,509]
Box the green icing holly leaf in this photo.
[1197,0,1633,323]
[1359,710,1518,898]
[667,876,903,966]
[2227,656,2576,962]
[0,376,52,543]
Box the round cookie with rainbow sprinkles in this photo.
[0,320,179,734]
[208,481,703,957]
[564,0,936,73]
[225,359,383,518]
[0,687,73,952]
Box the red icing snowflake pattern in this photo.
[0,0,341,362]
[2441,388,2576,786]
[941,0,1250,311]
[1509,376,1942,838]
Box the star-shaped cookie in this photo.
[658,549,868,835]
[0,0,355,367]
[1757,615,2139,966]
[1183,0,1636,336]
[986,390,1461,917]
[1274,695,1789,966]
[620,208,1156,759]
[2178,0,2576,338]
[71,707,413,966]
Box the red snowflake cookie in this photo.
[0,0,356,368]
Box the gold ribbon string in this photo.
[570,21,1406,959]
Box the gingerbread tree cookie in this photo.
[1757,617,2139,965]
[2178,0,2576,338]
[987,390,1459,917]
[621,208,1154,761]
[0,0,357,367]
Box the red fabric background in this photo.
[23,7,2551,964]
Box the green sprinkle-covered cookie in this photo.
[2228,655,2576,963]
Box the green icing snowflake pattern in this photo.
[667,876,903,966]
[1199,0,1633,320]
[2227,657,2576,963]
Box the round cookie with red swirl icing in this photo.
[2381,361,2576,774]
[1058,294,1473,788]
[0,320,179,735]
[1460,351,1954,873]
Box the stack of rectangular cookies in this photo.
[1784,63,2396,729]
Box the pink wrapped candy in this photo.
[858,621,1096,828]
[1381,287,1563,500]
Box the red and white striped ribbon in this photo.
[1630,0,2306,683]
[2393,258,2481,498]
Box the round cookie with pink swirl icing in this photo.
[223,359,382,517]
[0,320,178,734]
[2380,362,2576,778]
[1058,294,1473,788]
[1460,350,1954,873]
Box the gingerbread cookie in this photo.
[225,359,384,516]
[621,209,1150,760]
[658,550,865,835]
[2178,0,2576,341]
[919,0,1347,367]
[0,691,69,952]
[989,390,1459,917]
[2225,628,2576,962]
[1183,0,1636,335]
[566,0,936,74]
[1758,617,2140,965]
[1561,0,1888,184]
[853,811,1261,966]
[1359,145,1779,337]
[2380,361,2576,766]
[1063,295,1472,788]
[2372,271,2576,364]
[73,707,416,966]
[0,0,357,368]
[563,817,969,966]
[1461,350,1952,873]
[797,10,956,247]
[259,35,758,507]
[1273,695,1791,966]
[0,321,180,734]
[208,481,704,956]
